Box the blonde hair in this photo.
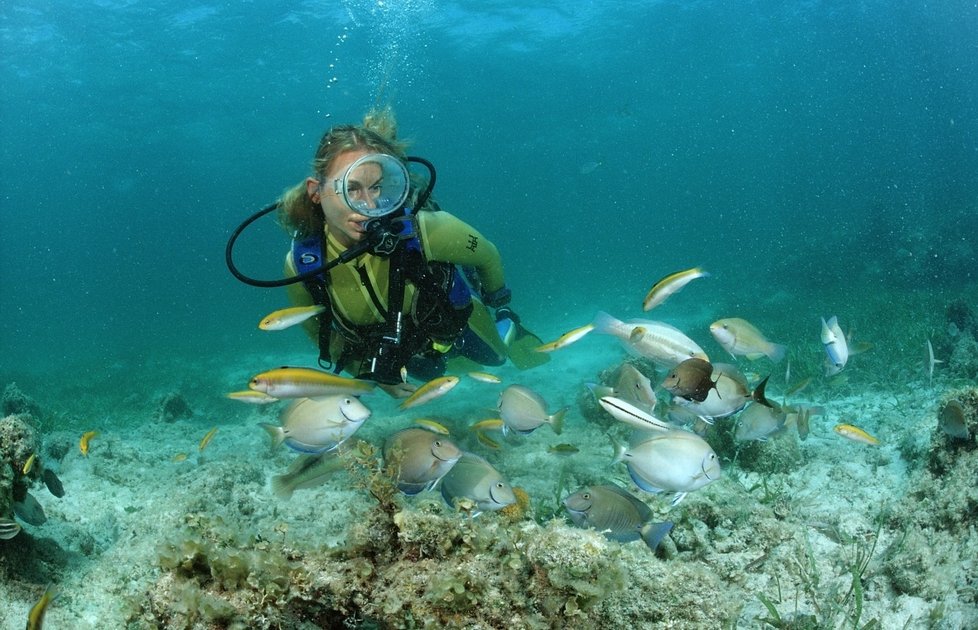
[279,106,410,237]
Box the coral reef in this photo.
[1,382,42,422]
[0,413,41,520]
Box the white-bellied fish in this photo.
[399,375,459,410]
[661,357,719,403]
[226,390,280,405]
[598,396,674,432]
[734,401,788,442]
[414,418,451,435]
[440,452,516,513]
[834,423,879,446]
[592,311,708,368]
[468,371,502,384]
[710,318,786,363]
[258,305,327,331]
[938,400,970,440]
[820,316,848,375]
[672,364,772,420]
[383,427,462,495]
[249,366,376,398]
[612,429,721,505]
[497,384,567,436]
[564,483,674,552]
[534,323,595,353]
[642,266,710,311]
[260,395,371,454]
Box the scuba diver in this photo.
[227,107,546,397]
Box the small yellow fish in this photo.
[643,266,710,311]
[470,418,505,431]
[250,366,376,398]
[199,427,218,452]
[414,418,451,435]
[26,584,57,630]
[834,423,880,446]
[172,453,189,462]
[547,443,580,456]
[475,431,501,450]
[258,305,327,331]
[468,371,502,384]
[226,390,280,404]
[535,323,595,353]
[22,453,36,475]
[399,375,460,410]
[79,431,98,457]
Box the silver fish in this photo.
[592,311,708,368]
[497,385,567,436]
[440,452,516,513]
[598,396,674,432]
[564,483,674,551]
[734,401,788,442]
[383,428,462,495]
[710,318,786,363]
[614,363,658,412]
[612,429,721,505]
[260,395,371,454]
[821,316,848,374]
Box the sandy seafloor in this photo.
[1,286,977,629]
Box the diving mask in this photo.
[328,153,409,218]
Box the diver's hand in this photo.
[379,381,417,399]
[495,305,520,325]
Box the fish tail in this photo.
[549,407,569,436]
[258,423,286,449]
[639,520,674,553]
[610,436,626,466]
[766,343,787,364]
[590,311,620,335]
[270,474,295,500]
[751,375,773,408]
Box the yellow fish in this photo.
[399,375,460,410]
[834,423,880,446]
[475,431,501,450]
[249,366,376,398]
[470,418,505,432]
[226,390,279,404]
[414,418,451,435]
[258,305,327,331]
[467,371,502,384]
[643,266,710,311]
[22,453,36,475]
[79,431,98,457]
[534,323,595,353]
[26,584,57,630]
[199,427,218,451]
[172,453,189,462]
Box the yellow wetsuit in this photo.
[285,210,507,372]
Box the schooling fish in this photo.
[534,323,595,353]
[249,366,376,398]
[467,371,502,384]
[612,429,721,506]
[672,364,772,420]
[598,396,674,432]
[270,441,361,499]
[564,483,674,552]
[260,395,371,454]
[734,401,788,442]
[497,385,567,436]
[642,266,710,311]
[593,312,708,368]
[661,357,719,403]
[821,316,849,375]
[258,305,327,331]
[383,427,462,495]
[399,375,459,410]
[26,584,58,630]
[834,423,879,446]
[226,390,280,405]
[440,452,516,513]
[710,318,786,363]
[613,363,658,412]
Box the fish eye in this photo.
[582,493,590,500]
[433,440,442,447]
[495,482,505,489]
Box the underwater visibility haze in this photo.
[1,1,977,628]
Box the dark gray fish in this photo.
[42,469,65,498]
[661,357,719,403]
[564,483,673,552]
[13,492,47,526]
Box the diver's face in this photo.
[307,149,379,248]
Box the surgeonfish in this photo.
[734,401,788,442]
[26,584,58,630]
[534,323,595,353]
[661,357,719,403]
[592,311,708,368]
[598,396,674,432]
[672,364,772,421]
[399,375,459,410]
[258,304,327,331]
[383,427,462,495]
[614,363,658,412]
[440,452,516,513]
[260,395,371,454]
[642,266,710,311]
[497,385,567,436]
[710,318,786,363]
[564,483,674,552]
[249,366,376,398]
[938,400,970,440]
[612,429,721,505]
[270,441,361,499]
[820,316,849,375]
[834,423,880,446]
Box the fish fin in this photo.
[609,436,626,466]
[751,375,773,408]
[258,423,286,449]
[270,474,295,500]
[507,322,551,370]
[549,407,569,435]
[767,343,787,364]
[669,492,688,507]
[640,520,674,552]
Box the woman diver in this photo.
[250,108,544,397]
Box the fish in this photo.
[820,316,848,375]
[383,427,462,495]
[938,400,970,440]
[734,401,788,442]
[468,371,502,384]
[260,395,371,454]
[642,266,710,311]
[497,385,567,436]
[475,431,501,450]
[564,483,674,552]
[13,492,47,526]
[598,397,674,432]
[172,453,188,462]
[399,375,460,410]
[592,311,708,368]
[226,390,280,405]
[440,452,516,513]
[414,418,451,435]
[0,518,21,540]
[42,468,65,498]
[612,429,721,506]
[22,453,36,475]
[26,584,58,630]
[672,364,772,420]
[79,431,98,457]
[249,366,376,398]
[614,363,658,412]
[784,376,813,398]
[534,323,595,353]
[258,304,327,331]
[927,339,943,387]
[710,318,786,363]
[470,418,505,432]
[198,427,218,452]
[547,443,580,456]
[270,442,359,499]
[661,357,719,403]
[834,423,879,446]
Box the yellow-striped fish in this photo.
[643,266,710,311]
[26,584,57,630]
[399,375,460,410]
[22,453,36,475]
[414,418,451,435]
[834,423,879,446]
[534,323,595,353]
[475,431,501,450]
[468,371,502,384]
[249,366,376,398]
[258,305,327,331]
[172,453,189,462]
[199,427,218,451]
[470,418,505,431]
[79,431,98,457]
[226,390,280,404]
